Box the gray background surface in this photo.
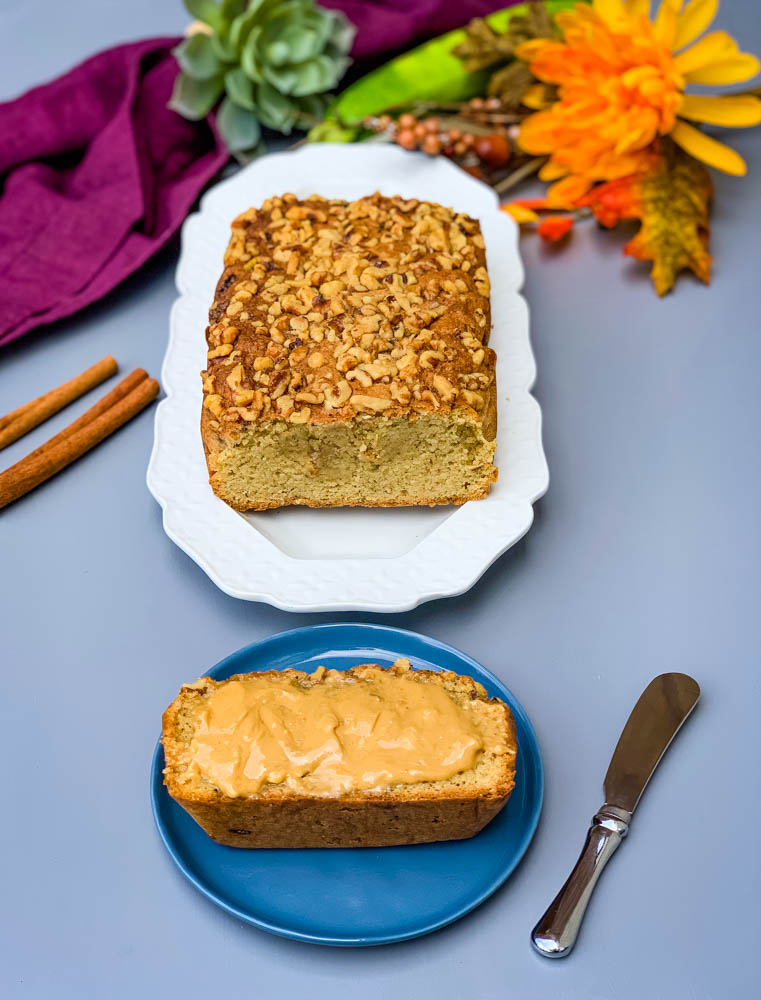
[1,1,760,997]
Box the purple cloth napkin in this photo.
[325,0,511,57]
[0,38,227,349]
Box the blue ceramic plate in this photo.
[150,623,543,946]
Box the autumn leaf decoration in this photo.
[579,141,712,295]
[452,3,559,109]
[496,0,761,295]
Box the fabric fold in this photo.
[0,38,227,348]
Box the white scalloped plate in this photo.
[147,144,548,612]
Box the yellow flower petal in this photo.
[683,54,761,84]
[594,0,631,27]
[522,84,552,110]
[674,31,740,73]
[679,94,761,127]
[539,160,569,180]
[624,0,651,18]
[653,0,683,47]
[671,120,746,174]
[673,0,718,51]
[502,204,540,225]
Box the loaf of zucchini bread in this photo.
[200,192,497,510]
[162,659,516,848]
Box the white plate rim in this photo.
[146,144,549,612]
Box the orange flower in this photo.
[537,215,575,241]
[516,0,761,199]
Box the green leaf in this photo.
[307,119,359,142]
[229,5,262,55]
[216,96,262,152]
[255,80,298,131]
[241,26,264,81]
[220,0,247,19]
[266,0,309,22]
[297,93,329,118]
[289,54,348,97]
[262,61,299,94]
[184,0,225,34]
[289,57,330,97]
[267,39,292,66]
[225,67,257,110]
[325,10,356,55]
[210,30,237,62]
[173,34,223,81]
[291,92,329,128]
[276,25,322,63]
[168,71,224,120]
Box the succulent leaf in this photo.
[241,26,265,81]
[220,0,248,20]
[229,6,262,54]
[168,71,225,119]
[175,0,355,155]
[209,30,237,62]
[326,10,355,52]
[217,95,263,151]
[255,80,299,131]
[225,67,258,109]
[262,62,299,94]
[289,55,332,97]
[173,34,224,81]
[184,0,227,34]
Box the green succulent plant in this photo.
[169,0,355,158]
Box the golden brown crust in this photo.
[162,664,516,848]
[200,191,495,437]
[169,794,510,849]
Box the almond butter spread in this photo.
[185,663,491,797]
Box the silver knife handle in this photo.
[531,804,631,958]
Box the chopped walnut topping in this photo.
[324,380,352,408]
[203,393,224,416]
[346,368,372,388]
[204,192,494,426]
[208,343,234,359]
[462,389,485,411]
[433,374,457,402]
[390,382,412,404]
[351,393,393,412]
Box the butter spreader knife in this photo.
[531,672,700,958]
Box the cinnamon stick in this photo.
[24,369,148,462]
[0,396,39,434]
[0,376,159,509]
[0,355,118,450]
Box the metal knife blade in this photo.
[604,672,700,814]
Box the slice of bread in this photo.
[162,660,516,848]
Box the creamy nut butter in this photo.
[185,662,498,797]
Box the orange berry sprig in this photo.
[362,99,514,171]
